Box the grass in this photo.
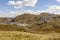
[0,31,60,40]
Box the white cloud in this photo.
[0,12,16,18]
[57,0,60,2]
[38,5,60,14]
[15,1,23,6]
[49,6,60,10]
[47,6,60,14]
[9,11,22,16]
[24,10,33,13]
[24,0,37,7]
[8,0,38,9]
[14,6,21,9]
[8,1,15,5]
[1,11,21,17]
[14,1,24,9]
[9,11,15,14]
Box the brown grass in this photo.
[0,31,60,40]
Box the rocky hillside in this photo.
[9,13,59,33]
[14,13,60,23]
[0,13,60,33]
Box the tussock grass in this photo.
[0,31,60,40]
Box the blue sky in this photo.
[0,0,60,17]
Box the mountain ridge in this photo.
[0,13,60,33]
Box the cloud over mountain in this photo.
[39,5,60,14]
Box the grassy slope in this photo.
[0,24,27,32]
[0,31,60,40]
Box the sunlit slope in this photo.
[0,31,60,40]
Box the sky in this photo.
[0,0,60,17]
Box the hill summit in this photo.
[0,13,60,33]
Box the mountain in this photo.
[0,13,60,33]
[14,13,60,23]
